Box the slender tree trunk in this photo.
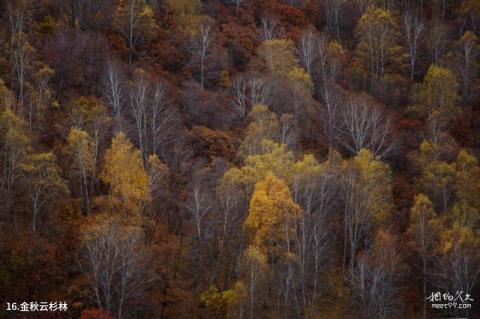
[422,254,427,319]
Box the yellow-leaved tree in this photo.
[257,38,312,126]
[164,0,201,34]
[414,65,459,125]
[241,140,294,190]
[200,285,237,319]
[101,132,149,214]
[240,104,279,157]
[242,173,301,319]
[257,38,312,90]
[258,39,298,78]
[352,6,405,95]
[245,173,300,260]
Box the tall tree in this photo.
[452,150,480,229]
[419,158,455,214]
[296,28,319,76]
[242,245,267,319]
[341,149,392,279]
[407,193,440,319]
[0,108,31,221]
[434,223,479,318]
[25,64,55,131]
[415,65,459,128]
[188,16,216,89]
[81,216,153,319]
[100,132,149,214]
[353,6,404,95]
[427,20,448,65]
[316,38,345,149]
[67,128,95,216]
[128,69,178,162]
[113,0,158,63]
[8,0,33,107]
[245,173,301,260]
[258,39,298,78]
[403,9,424,80]
[240,104,280,157]
[102,61,125,133]
[68,96,111,202]
[350,231,404,319]
[324,0,344,39]
[338,93,395,158]
[20,152,67,231]
[452,31,479,104]
[291,153,338,309]
[244,173,301,317]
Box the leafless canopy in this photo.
[81,220,154,319]
[338,94,396,159]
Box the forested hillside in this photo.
[0,0,479,318]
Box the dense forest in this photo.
[0,0,479,318]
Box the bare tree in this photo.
[231,74,248,117]
[403,10,424,80]
[150,83,178,160]
[103,60,125,133]
[338,94,395,159]
[129,69,149,163]
[185,174,213,242]
[342,168,370,279]
[8,2,32,108]
[297,29,319,75]
[217,175,244,240]
[315,34,344,149]
[317,35,339,85]
[26,65,55,131]
[324,0,344,39]
[215,169,247,288]
[454,32,479,104]
[432,225,479,318]
[261,16,280,41]
[189,17,215,89]
[291,158,338,309]
[82,220,154,319]
[279,113,298,149]
[408,194,438,319]
[428,20,448,65]
[231,74,271,118]
[0,107,31,222]
[350,235,403,319]
[67,128,95,216]
[243,246,266,319]
[319,82,343,149]
[129,70,178,163]
[20,152,67,231]
[248,75,271,106]
[114,0,157,63]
